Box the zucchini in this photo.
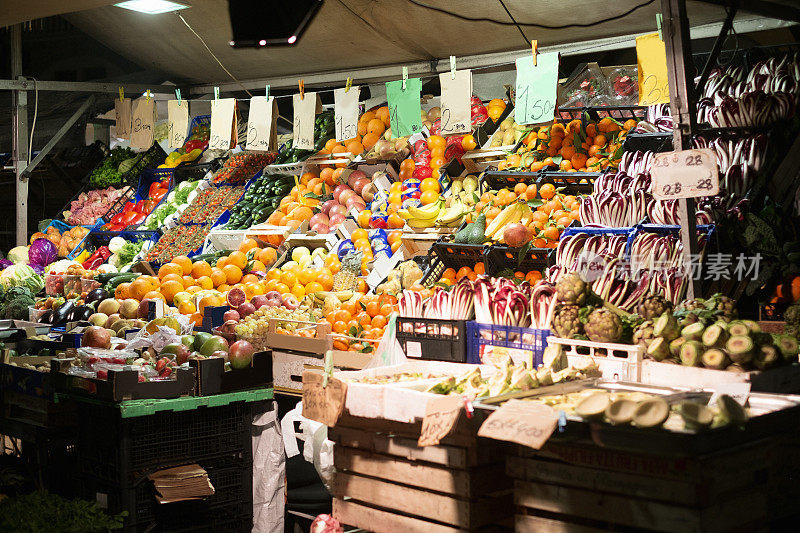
[104,272,140,292]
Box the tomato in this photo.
[184,139,206,153]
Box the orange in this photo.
[143,290,166,303]
[366,118,385,136]
[178,300,196,315]
[350,228,368,242]
[442,267,457,280]
[461,135,477,151]
[191,260,212,279]
[560,159,573,171]
[400,158,415,174]
[624,118,638,131]
[266,269,281,281]
[456,266,472,280]
[171,255,193,276]
[249,260,266,274]
[196,276,213,290]
[289,205,314,222]
[346,140,364,155]
[361,132,380,150]
[115,282,131,300]
[290,284,305,299]
[332,321,349,334]
[372,315,387,329]
[357,210,372,229]
[427,135,446,150]
[317,272,334,291]
[210,268,227,287]
[161,273,184,286]
[420,178,440,193]
[539,183,556,200]
[159,280,184,303]
[128,278,150,300]
[265,279,280,292]
[227,250,247,270]
[182,275,195,288]
[158,262,183,280]
[305,281,324,294]
[198,294,223,315]
[324,138,340,152]
[186,285,202,295]
[238,238,258,253]
[430,156,447,169]
[298,268,317,286]
[242,273,259,284]
[245,281,264,297]
[280,270,297,287]
[387,213,404,229]
[375,106,391,126]
[257,247,278,267]
[474,262,485,275]
[420,189,440,205]
[218,264,240,285]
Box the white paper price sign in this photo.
[651,148,719,200]
[210,98,237,150]
[439,69,472,135]
[247,96,278,151]
[514,52,559,126]
[130,97,155,150]
[167,100,189,149]
[334,86,360,142]
[293,92,318,150]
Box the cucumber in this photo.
[104,272,140,292]
[96,272,124,284]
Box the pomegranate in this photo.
[223,309,240,322]
[228,340,256,370]
[82,326,111,349]
[503,223,532,248]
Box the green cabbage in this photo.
[0,264,44,293]
[8,246,29,264]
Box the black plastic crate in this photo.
[421,240,487,287]
[557,105,646,122]
[622,131,673,153]
[173,158,225,185]
[481,170,538,191]
[78,454,252,533]
[537,170,600,193]
[485,244,552,277]
[395,317,472,363]
[73,399,255,486]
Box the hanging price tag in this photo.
[302,371,347,427]
[637,32,670,106]
[651,148,719,200]
[478,400,558,450]
[130,97,156,150]
[438,69,472,135]
[210,98,237,150]
[418,395,463,447]
[293,92,318,150]
[247,96,278,151]
[167,100,189,149]
[334,86,360,142]
[514,52,559,126]
[386,77,423,138]
[114,98,132,140]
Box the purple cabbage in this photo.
[29,238,57,267]
[0,259,12,270]
[29,263,45,275]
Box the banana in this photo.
[519,203,533,226]
[441,215,466,228]
[437,201,468,225]
[407,200,443,220]
[407,216,439,229]
[311,290,354,302]
[485,202,523,239]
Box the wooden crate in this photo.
[330,418,513,532]
[509,438,783,533]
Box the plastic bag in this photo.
[363,313,407,369]
[280,402,335,492]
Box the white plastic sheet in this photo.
[252,403,285,533]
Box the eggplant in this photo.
[86,288,107,305]
[73,305,93,322]
[40,310,53,324]
[52,301,75,326]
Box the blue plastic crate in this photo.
[466,321,549,368]
[187,114,210,139]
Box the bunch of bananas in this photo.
[399,200,445,229]
[484,201,534,242]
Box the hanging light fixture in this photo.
[115,0,189,14]
[227,0,324,47]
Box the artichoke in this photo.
[632,320,656,349]
[584,308,624,343]
[677,298,706,312]
[786,324,799,340]
[785,304,800,327]
[712,295,737,321]
[552,304,583,338]
[556,273,588,305]
[636,295,673,321]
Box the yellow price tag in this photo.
[636,32,670,106]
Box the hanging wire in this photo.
[496,0,530,46]
[175,13,253,97]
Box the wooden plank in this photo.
[514,480,767,533]
[515,513,607,533]
[506,454,765,507]
[334,446,507,497]
[330,426,469,467]
[333,498,462,533]
[334,472,511,528]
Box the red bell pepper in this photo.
[150,187,167,202]
[184,139,207,153]
[82,246,111,270]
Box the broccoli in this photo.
[0,286,35,319]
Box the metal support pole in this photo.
[695,2,738,94]
[11,24,29,247]
[21,95,96,179]
[661,0,701,298]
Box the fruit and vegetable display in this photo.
[102,177,170,231]
[88,146,136,188]
[62,185,131,226]
[138,179,201,231]
[274,111,335,165]
[28,225,91,259]
[224,174,292,229]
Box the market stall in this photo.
[2,0,800,531]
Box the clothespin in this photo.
[146,90,151,102]
[299,79,305,100]
[345,77,352,93]
[402,66,408,90]
[323,350,333,387]
[175,89,182,106]
[214,86,220,101]
[265,85,270,99]
[118,87,124,101]
[531,40,538,67]
[450,55,456,80]
[656,13,663,41]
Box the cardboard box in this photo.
[273,348,371,395]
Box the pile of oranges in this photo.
[471,183,581,248]
[265,172,322,228]
[498,117,637,172]
[435,262,543,285]
[319,106,392,157]
[324,292,398,340]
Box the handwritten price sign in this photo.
[418,395,463,447]
[302,371,347,427]
[514,52,559,126]
[334,86,360,142]
[386,77,423,138]
[651,148,719,200]
[439,69,472,135]
[477,400,558,450]
[636,32,670,106]
[130,98,155,150]
[167,100,188,149]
